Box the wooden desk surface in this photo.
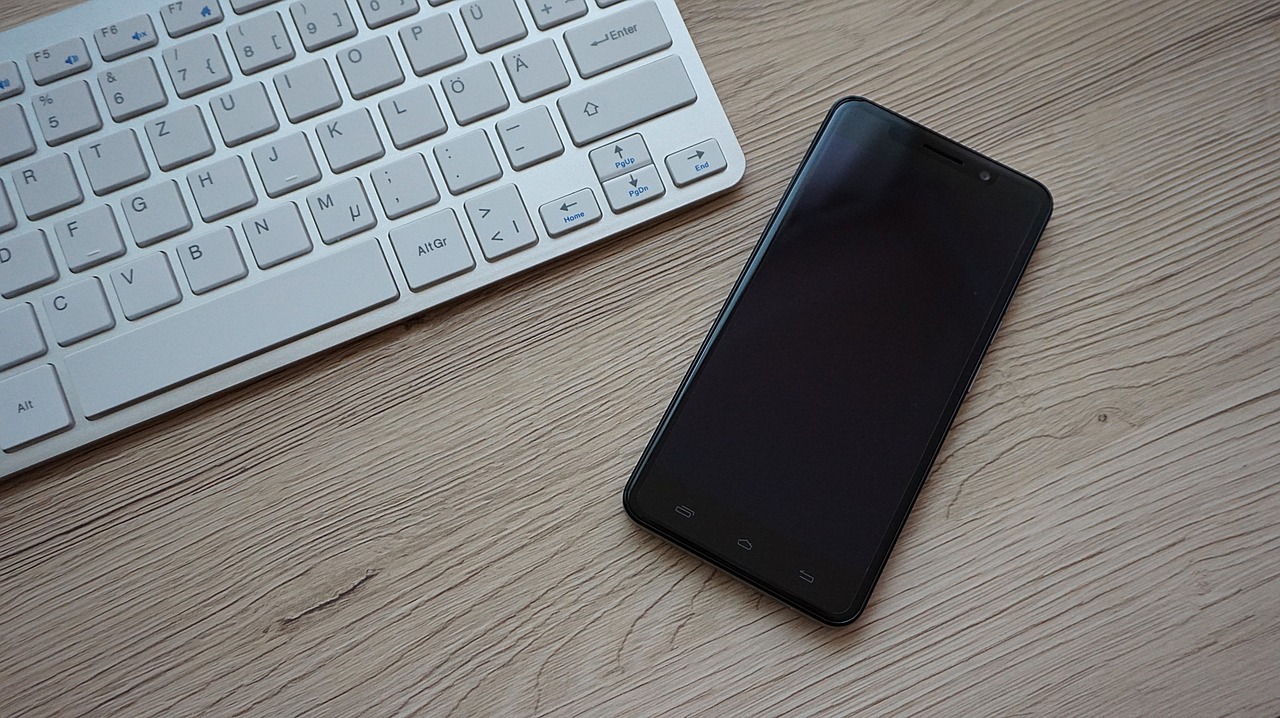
[2,0,1277,715]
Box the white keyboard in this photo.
[0,0,744,480]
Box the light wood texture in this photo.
[2,0,1277,715]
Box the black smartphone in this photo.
[623,97,1053,625]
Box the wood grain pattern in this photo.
[1,0,1277,715]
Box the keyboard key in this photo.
[177,227,249,293]
[80,130,150,196]
[596,0,626,6]
[355,0,419,28]
[188,156,258,221]
[502,39,569,102]
[557,55,696,146]
[0,303,47,372]
[252,132,322,197]
[146,106,215,170]
[0,230,59,298]
[0,61,24,101]
[110,251,183,320]
[291,0,358,51]
[539,187,600,237]
[228,12,296,74]
[399,15,466,76]
[564,1,671,78]
[434,129,501,194]
[338,37,405,99]
[242,202,312,267]
[316,109,385,172]
[12,154,84,220]
[589,132,650,181]
[0,104,38,166]
[665,138,726,187]
[371,153,439,219]
[33,81,103,146]
[460,0,527,53]
[0,181,15,232]
[65,239,398,419]
[99,57,168,122]
[53,205,126,272]
[601,162,663,211]
[43,276,115,346]
[465,183,536,260]
[378,86,447,149]
[496,106,564,170]
[0,365,73,452]
[94,15,159,61]
[163,34,233,98]
[389,208,474,290]
[211,82,280,146]
[524,0,586,30]
[161,0,225,37]
[28,38,92,86]
[307,178,376,243]
[441,62,509,125]
[122,180,193,246]
[275,59,342,123]
[229,0,281,13]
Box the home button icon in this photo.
[737,538,753,551]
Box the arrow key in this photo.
[601,164,664,213]
[464,184,538,261]
[538,188,601,238]
[665,139,727,188]
[588,133,652,183]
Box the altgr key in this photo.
[389,208,475,290]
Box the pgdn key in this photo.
[602,164,664,212]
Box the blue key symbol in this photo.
[0,79,8,90]
[132,31,148,41]
[64,54,79,65]
[200,5,213,16]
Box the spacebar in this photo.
[66,240,400,419]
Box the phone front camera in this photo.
[979,170,992,182]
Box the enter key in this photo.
[564,1,672,78]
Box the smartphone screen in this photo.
[624,98,1052,625]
